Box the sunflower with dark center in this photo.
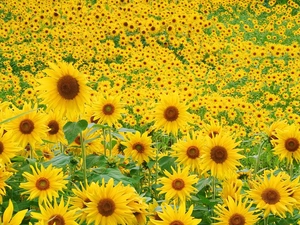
[20,163,68,205]
[5,102,48,148]
[92,94,125,127]
[45,110,66,144]
[171,133,204,173]
[31,197,79,225]
[158,166,198,202]
[248,171,296,218]
[85,178,135,225]
[122,131,155,165]
[213,196,259,225]
[201,133,244,179]
[272,124,300,164]
[153,93,191,135]
[150,203,201,225]
[0,126,21,164]
[38,62,91,118]
[70,182,99,224]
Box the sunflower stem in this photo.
[289,161,294,178]
[102,128,107,157]
[211,176,217,222]
[254,140,266,176]
[80,131,87,188]
[108,127,112,157]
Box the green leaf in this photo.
[0,108,37,125]
[90,167,135,186]
[63,120,88,144]
[86,154,107,168]
[158,156,176,173]
[43,153,72,167]
[118,127,137,133]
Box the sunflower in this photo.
[85,179,135,225]
[150,202,201,225]
[92,94,125,127]
[122,131,155,165]
[200,133,244,180]
[153,93,190,136]
[70,182,98,224]
[0,126,21,164]
[31,197,79,225]
[248,171,296,218]
[265,120,288,141]
[213,196,259,225]
[5,102,48,148]
[203,120,223,138]
[220,172,243,201]
[38,61,91,118]
[124,185,148,225]
[19,163,68,204]
[272,124,300,164]
[0,162,12,204]
[44,110,67,144]
[171,132,204,173]
[1,199,28,225]
[158,166,198,203]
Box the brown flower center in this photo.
[154,213,163,221]
[170,220,184,225]
[57,75,79,100]
[48,120,59,135]
[285,138,299,152]
[103,104,115,115]
[36,177,50,190]
[164,106,179,121]
[19,119,34,134]
[48,214,65,225]
[209,131,219,138]
[229,213,245,225]
[90,116,100,124]
[261,188,280,204]
[210,146,228,163]
[133,142,145,153]
[97,198,116,217]
[172,178,185,190]
[186,146,200,159]
[0,142,4,154]
[83,198,91,208]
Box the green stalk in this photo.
[108,127,112,157]
[80,131,87,188]
[289,160,294,178]
[102,128,107,156]
[254,140,266,176]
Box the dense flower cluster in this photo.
[0,0,299,224]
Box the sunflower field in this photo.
[0,0,300,224]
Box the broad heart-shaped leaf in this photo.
[63,120,88,144]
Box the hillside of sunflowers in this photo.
[0,0,300,224]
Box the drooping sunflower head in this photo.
[38,62,91,118]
